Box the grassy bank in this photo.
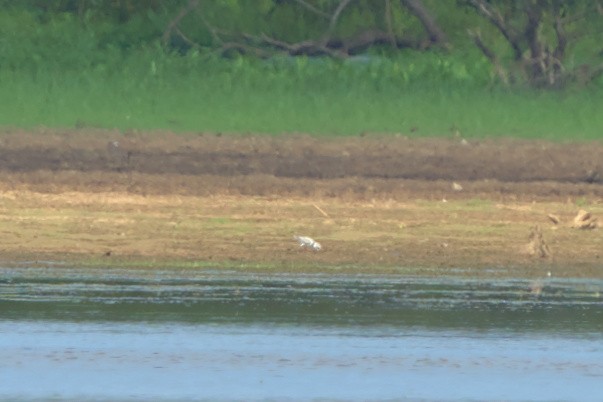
[2,49,602,140]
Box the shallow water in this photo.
[1,266,602,401]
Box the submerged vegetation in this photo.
[0,1,602,139]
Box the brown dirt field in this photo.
[0,129,601,277]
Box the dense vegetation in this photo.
[1,1,602,139]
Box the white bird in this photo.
[293,235,322,251]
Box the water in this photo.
[1,266,602,401]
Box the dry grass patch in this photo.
[0,190,600,277]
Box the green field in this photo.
[3,51,602,140]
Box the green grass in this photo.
[1,49,602,140]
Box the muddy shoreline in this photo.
[0,129,601,276]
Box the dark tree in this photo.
[465,0,603,88]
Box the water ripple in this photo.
[1,267,601,333]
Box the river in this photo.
[1,266,602,401]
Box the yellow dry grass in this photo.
[0,189,601,277]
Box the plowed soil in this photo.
[0,129,601,277]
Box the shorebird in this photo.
[293,235,322,251]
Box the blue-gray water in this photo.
[1,266,602,401]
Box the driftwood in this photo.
[572,210,598,230]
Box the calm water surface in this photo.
[1,266,602,401]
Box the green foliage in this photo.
[0,3,601,139]
[1,44,602,140]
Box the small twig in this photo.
[312,203,330,218]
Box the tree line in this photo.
[4,0,603,88]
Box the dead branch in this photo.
[400,0,449,47]
[254,33,347,58]
[327,29,417,54]
[335,29,416,53]
[312,203,330,218]
[163,0,200,47]
[468,29,495,61]
[468,29,509,84]
[236,29,416,58]
[466,0,522,60]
